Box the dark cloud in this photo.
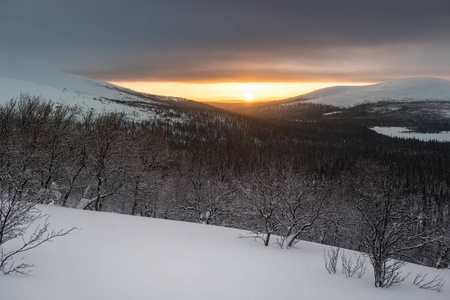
[1,0,450,82]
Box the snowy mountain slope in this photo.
[285,77,450,107]
[0,205,448,300]
[0,66,190,121]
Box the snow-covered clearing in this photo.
[372,126,450,142]
[0,205,448,300]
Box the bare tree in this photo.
[128,131,174,216]
[0,156,73,275]
[239,170,285,246]
[350,163,428,288]
[81,113,127,211]
[34,104,76,192]
[177,169,234,225]
[277,177,332,249]
[239,168,333,248]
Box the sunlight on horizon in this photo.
[108,81,373,102]
[245,89,254,102]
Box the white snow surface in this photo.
[0,205,448,300]
[0,66,184,120]
[372,127,450,142]
[287,77,450,107]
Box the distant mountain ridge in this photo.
[0,66,262,145]
[0,66,195,121]
[284,77,450,107]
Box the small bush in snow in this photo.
[340,251,367,278]
[324,246,340,274]
[413,273,445,292]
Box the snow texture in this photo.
[287,77,450,107]
[0,205,448,300]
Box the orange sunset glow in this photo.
[108,81,372,102]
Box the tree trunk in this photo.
[264,233,271,246]
[131,179,139,215]
[94,176,102,211]
[436,243,449,269]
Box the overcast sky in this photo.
[1,0,450,83]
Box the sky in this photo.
[1,0,450,101]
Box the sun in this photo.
[245,90,254,102]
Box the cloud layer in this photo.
[1,0,450,82]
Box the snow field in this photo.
[0,205,448,300]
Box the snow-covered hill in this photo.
[287,77,450,107]
[0,205,447,300]
[0,66,189,121]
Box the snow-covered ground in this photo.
[372,127,450,142]
[286,77,450,107]
[0,205,448,300]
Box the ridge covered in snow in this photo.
[0,65,188,120]
[286,77,450,107]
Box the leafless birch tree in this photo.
[351,163,429,288]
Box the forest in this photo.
[1,95,449,284]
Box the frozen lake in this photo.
[371,126,450,142]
